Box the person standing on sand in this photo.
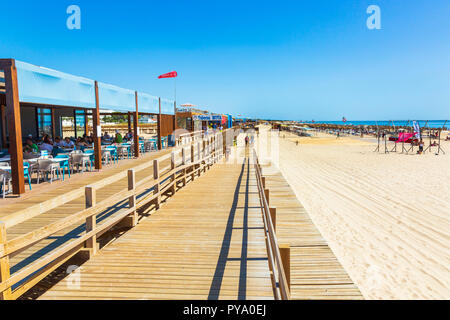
[418,140,424,154]
[245,136,249,147]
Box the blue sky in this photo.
[1,0,449,120]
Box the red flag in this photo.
[158,71,178,79]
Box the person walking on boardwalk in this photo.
[245,135,249,147]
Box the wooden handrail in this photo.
[252,149,290,300]
[0,130,231,300]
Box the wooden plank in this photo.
[39,157,273,300]
[261,165,363,300]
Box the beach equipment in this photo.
[396,132,414,143]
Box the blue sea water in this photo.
[299,120,448,129]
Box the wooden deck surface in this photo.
[39,157,274,300]
[261,164,363,300]
[0,149,172,281]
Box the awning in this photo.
[16,60,96,108]
[9,60,174,115]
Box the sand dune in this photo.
[256,127,450,299]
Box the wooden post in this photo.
[51,107,56,139]
[279,244,291,293]
[171,152,176,194]
[93,81,102,170]
[0,222,12,300]
[223,130,227,158]
[157,98,162,150]
[85,186,98,257]
[191,144,195,181]
[181,147,187,186]
[202,140,206,172]
[182,147,186,165]
[212,136,216,163]
[269,207,277,233]
[128,169,137,226]
[153,159,160,208]
[1,59,25,195]
[264,189,270,206]
[134,91,140,158]
[202,140,206,159]
[0,105,7,148]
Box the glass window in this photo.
[75,110,86,138]
[37,108,52,139]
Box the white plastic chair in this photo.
[0,169,12,198]
[36,159,61,184]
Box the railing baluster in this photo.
[279,244,291,295]
[190,145,195,181]
[0,222,12,300]
[85,186,98,257]
[127,169,137,227]
[171,152,176,194]
[181,147,187,186]
[153,159,160,209]
[270,207,277,233]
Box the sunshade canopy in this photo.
[8,60,174,115]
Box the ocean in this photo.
[299,120,448,129]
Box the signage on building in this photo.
[192,115,223,121]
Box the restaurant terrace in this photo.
[0,59,177,196]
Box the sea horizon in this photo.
[294,120,448,129]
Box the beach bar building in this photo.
[0,59,176,195]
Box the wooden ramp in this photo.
[39,158,274,300]
[1,149,171,288]
[261,164,363,300]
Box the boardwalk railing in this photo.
[252,149,291,300]
[0,131,228,300]
[177,130,204,146]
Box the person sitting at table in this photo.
[76,137,89,148]
[103,132,111,141]
[85,135,93,145]
[61,137,75,149]
[54,137,63,147]
[125,131,133,141]
[23,138,39,153]
[40,137,54,153]
[115,130,123,143]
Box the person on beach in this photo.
[418,140,424,154]
[245,136,249,146]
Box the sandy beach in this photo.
[256,126,450,300]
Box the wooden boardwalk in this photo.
[260,164,363,300]
[39,157,274,300]
[0,149,172,286]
